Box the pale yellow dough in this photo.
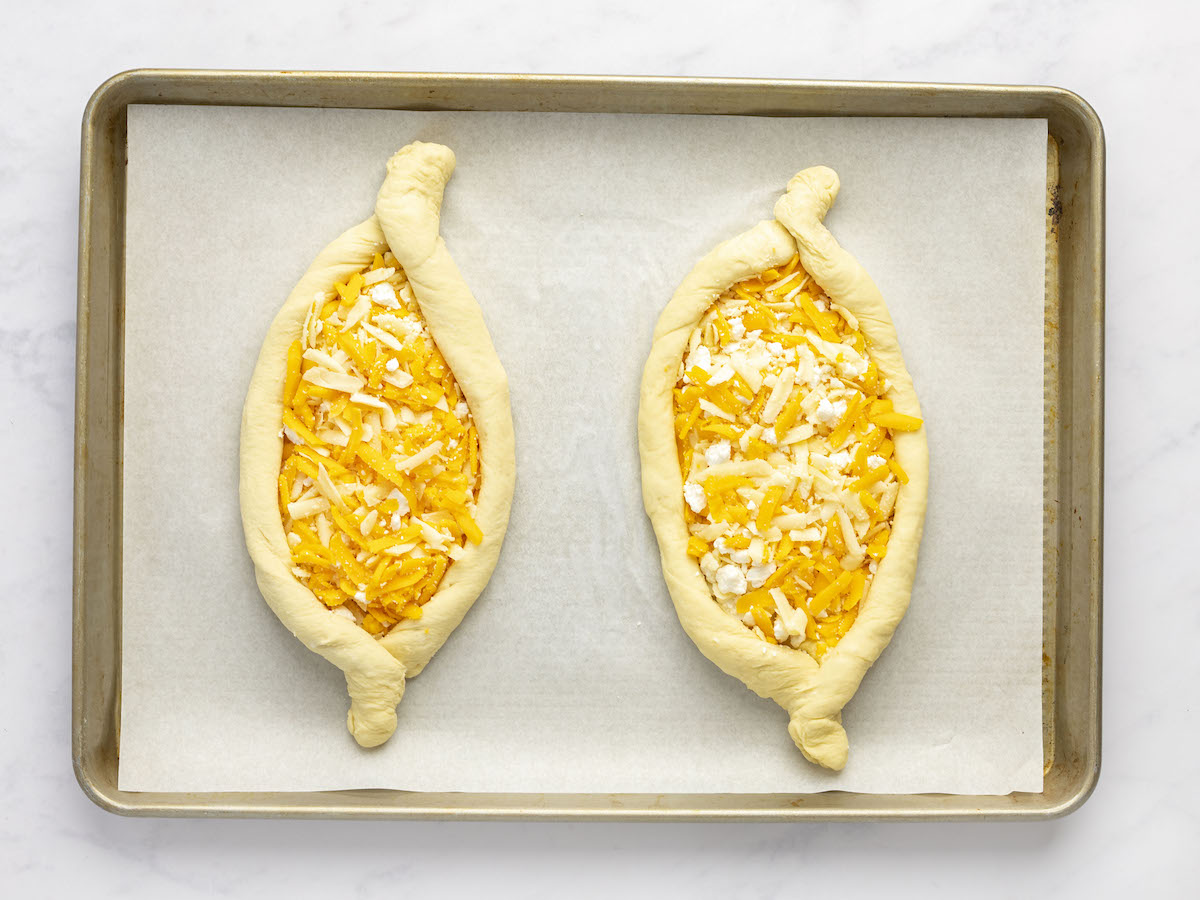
[240,142,515,748]
[638,167,929,770]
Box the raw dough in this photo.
[638,167,928,770]
[240,142,515,748]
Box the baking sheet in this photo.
[119,106,1046,795]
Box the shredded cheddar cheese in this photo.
[674,255,922,662]
[278,250,481,637]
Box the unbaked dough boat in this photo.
[240,143,515,747]
[639,167,928,770]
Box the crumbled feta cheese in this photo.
[730,549,753,566]
[455,401,469,418]
[868,454,886,468]
[716,565,748,596]
[814,398,839,427]
[683,481,707,513]
[368,282,399,307]
[688,345,713,373]
[385,357,400,372]
[746,562,777,588]
[773,617,788,642]
[704,440,732,467]
[828,451,851,470]
[802,362,821,388]
[729,316,746,339]
[354,591,366,603]
[840,356,868,378]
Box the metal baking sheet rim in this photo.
[73,70,1104,821]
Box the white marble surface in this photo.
[1,0,1195,894]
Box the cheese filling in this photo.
[673,255,922,661]
[277,250,482,637]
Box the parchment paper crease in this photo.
[119,106,1046,794]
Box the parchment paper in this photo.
[119,105,1046,794]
